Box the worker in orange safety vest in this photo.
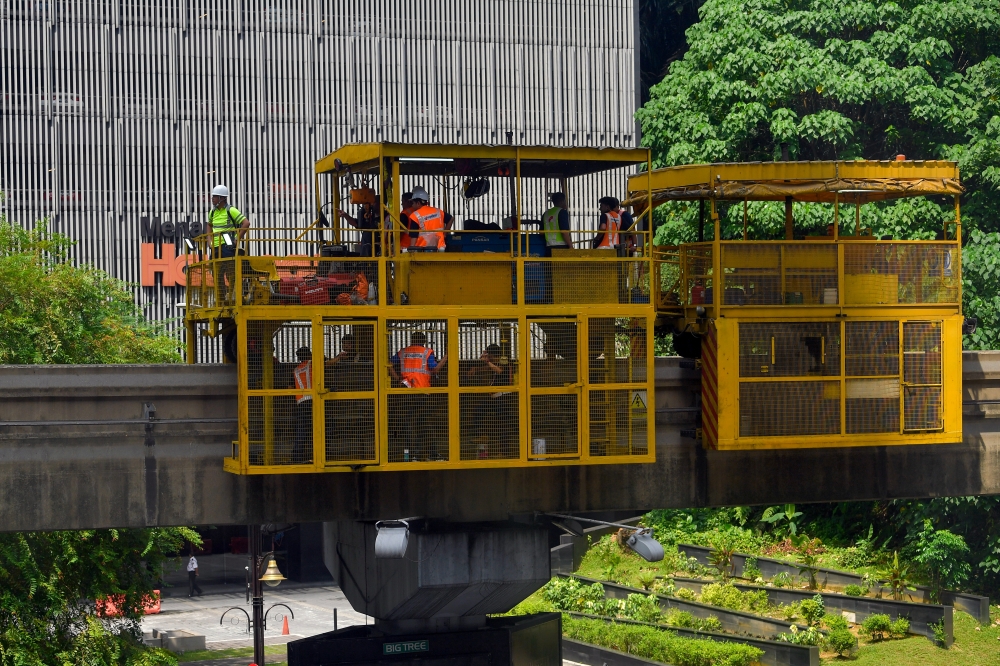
[291,347,315,464]
[402,185,453,251]
[389,332,447,388]
[388,331,448,461]
[593,196,621,250]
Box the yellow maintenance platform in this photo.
[630,160,965,450]
[185,143,656,474]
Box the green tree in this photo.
[0,529,200,666]
[0,214,181,363]
[910,519,972,600]
[0,208,194,664]
[636,0,1000,344]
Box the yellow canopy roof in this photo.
[626,160,962,208]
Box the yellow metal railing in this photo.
[651,240,961,315]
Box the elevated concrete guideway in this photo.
[1,355,999,533]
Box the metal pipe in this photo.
[249,524,265,666]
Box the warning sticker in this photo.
[630,391,647,410]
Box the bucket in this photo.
[822,287,838,304]
[531,438,546,455]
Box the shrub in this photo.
[777,602,800,621]
[930,619,948,645]
[663,609,698,628]
[825,628,858,656]
[623,593,663,623]
[699,615,723,633]
[823,613,849,631]
[676,587,697,601]
[562,616,763,666]
[799,594,825,627]
[777,625,823,646]
[911,520,972,602]
[771,571,792,588]
[699,583,769,613]
[741,557,762,581]
[890,617,910,638]
[542,578,615,616]
[843,584,866,597]
[860,613,893,642]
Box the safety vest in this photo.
[293,360,312,403]
[542,206,567,247]
[208,206,246,247]
[597,210,621,249]
[399,345,433,388]
[409,205,445,249]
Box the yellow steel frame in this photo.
[712,314,963,450]
[184,142,656,474]
[635,159,964,450]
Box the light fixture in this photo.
[259,557,286,587]
[374,519,410,559]
[183,237,196,251]
[398,157,454,163]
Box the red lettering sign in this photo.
[141,243,193,287]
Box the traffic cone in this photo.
[282,616,290,635]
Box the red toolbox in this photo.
[298,278,331,305]
[278,276,306,297]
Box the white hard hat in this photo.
[212,184,229,198]
[411,185,429,202]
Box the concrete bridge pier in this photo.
[285,521,560,666]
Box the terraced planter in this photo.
[669,576,953,645]
[566,612,820,666]
[565,574,814,640]
[563,637,664,666]
[679,543,989,624]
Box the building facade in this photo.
[1,0,639,325]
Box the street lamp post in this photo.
[220,524,290,666]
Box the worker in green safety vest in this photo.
[207,184,251,258]
[541,191,573,257]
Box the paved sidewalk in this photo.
[142,584,370,650]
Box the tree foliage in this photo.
[636,0,1000,345]
[0,528,200,666]
[0,215,181,363]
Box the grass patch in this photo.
[175,644,286,662]
[821,610,1000,665]
[563,616,762,666]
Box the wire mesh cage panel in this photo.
[654,246,682,310]
[458,319,520,460]
[530,394,579,457]
[325,399,377,463]
[246,320,312,390]
[549,260,646,304]
[683,244,713,306]
[387,394,450,462]
[589,389,648,457]
[588,317,648,384]
[844,243,960,305]
[529,320,578,388]
[904,321,944,431]
[322,321,378,464]
[845,320,900,434]
[846,321,900,376]
[722,243,781,305]
[248,394,311,466]
[738,322,840,377]
[529,319,580,457]
[386,319,449,463]
[739,381,841,437]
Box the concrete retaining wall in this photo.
[679,543,987,626]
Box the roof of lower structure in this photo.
[626,160,962,207]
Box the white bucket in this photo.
[531,438,546,455]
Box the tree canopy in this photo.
[637,0,1000,346]
[0,215,181,363]
[0,210,192,665]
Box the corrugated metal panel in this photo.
[2,0,638,335]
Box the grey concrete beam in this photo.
[0,355,998,532]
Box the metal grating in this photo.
[722,243,837,306]
[529,393,578,456]
[683,243,713,305]
[529,320,577,387]
[903,321,943,431]
[739,380,841,437]
[738,322,840,378]
[844,243,960,305]
[589,388,647,457]
[588,317,647,384]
